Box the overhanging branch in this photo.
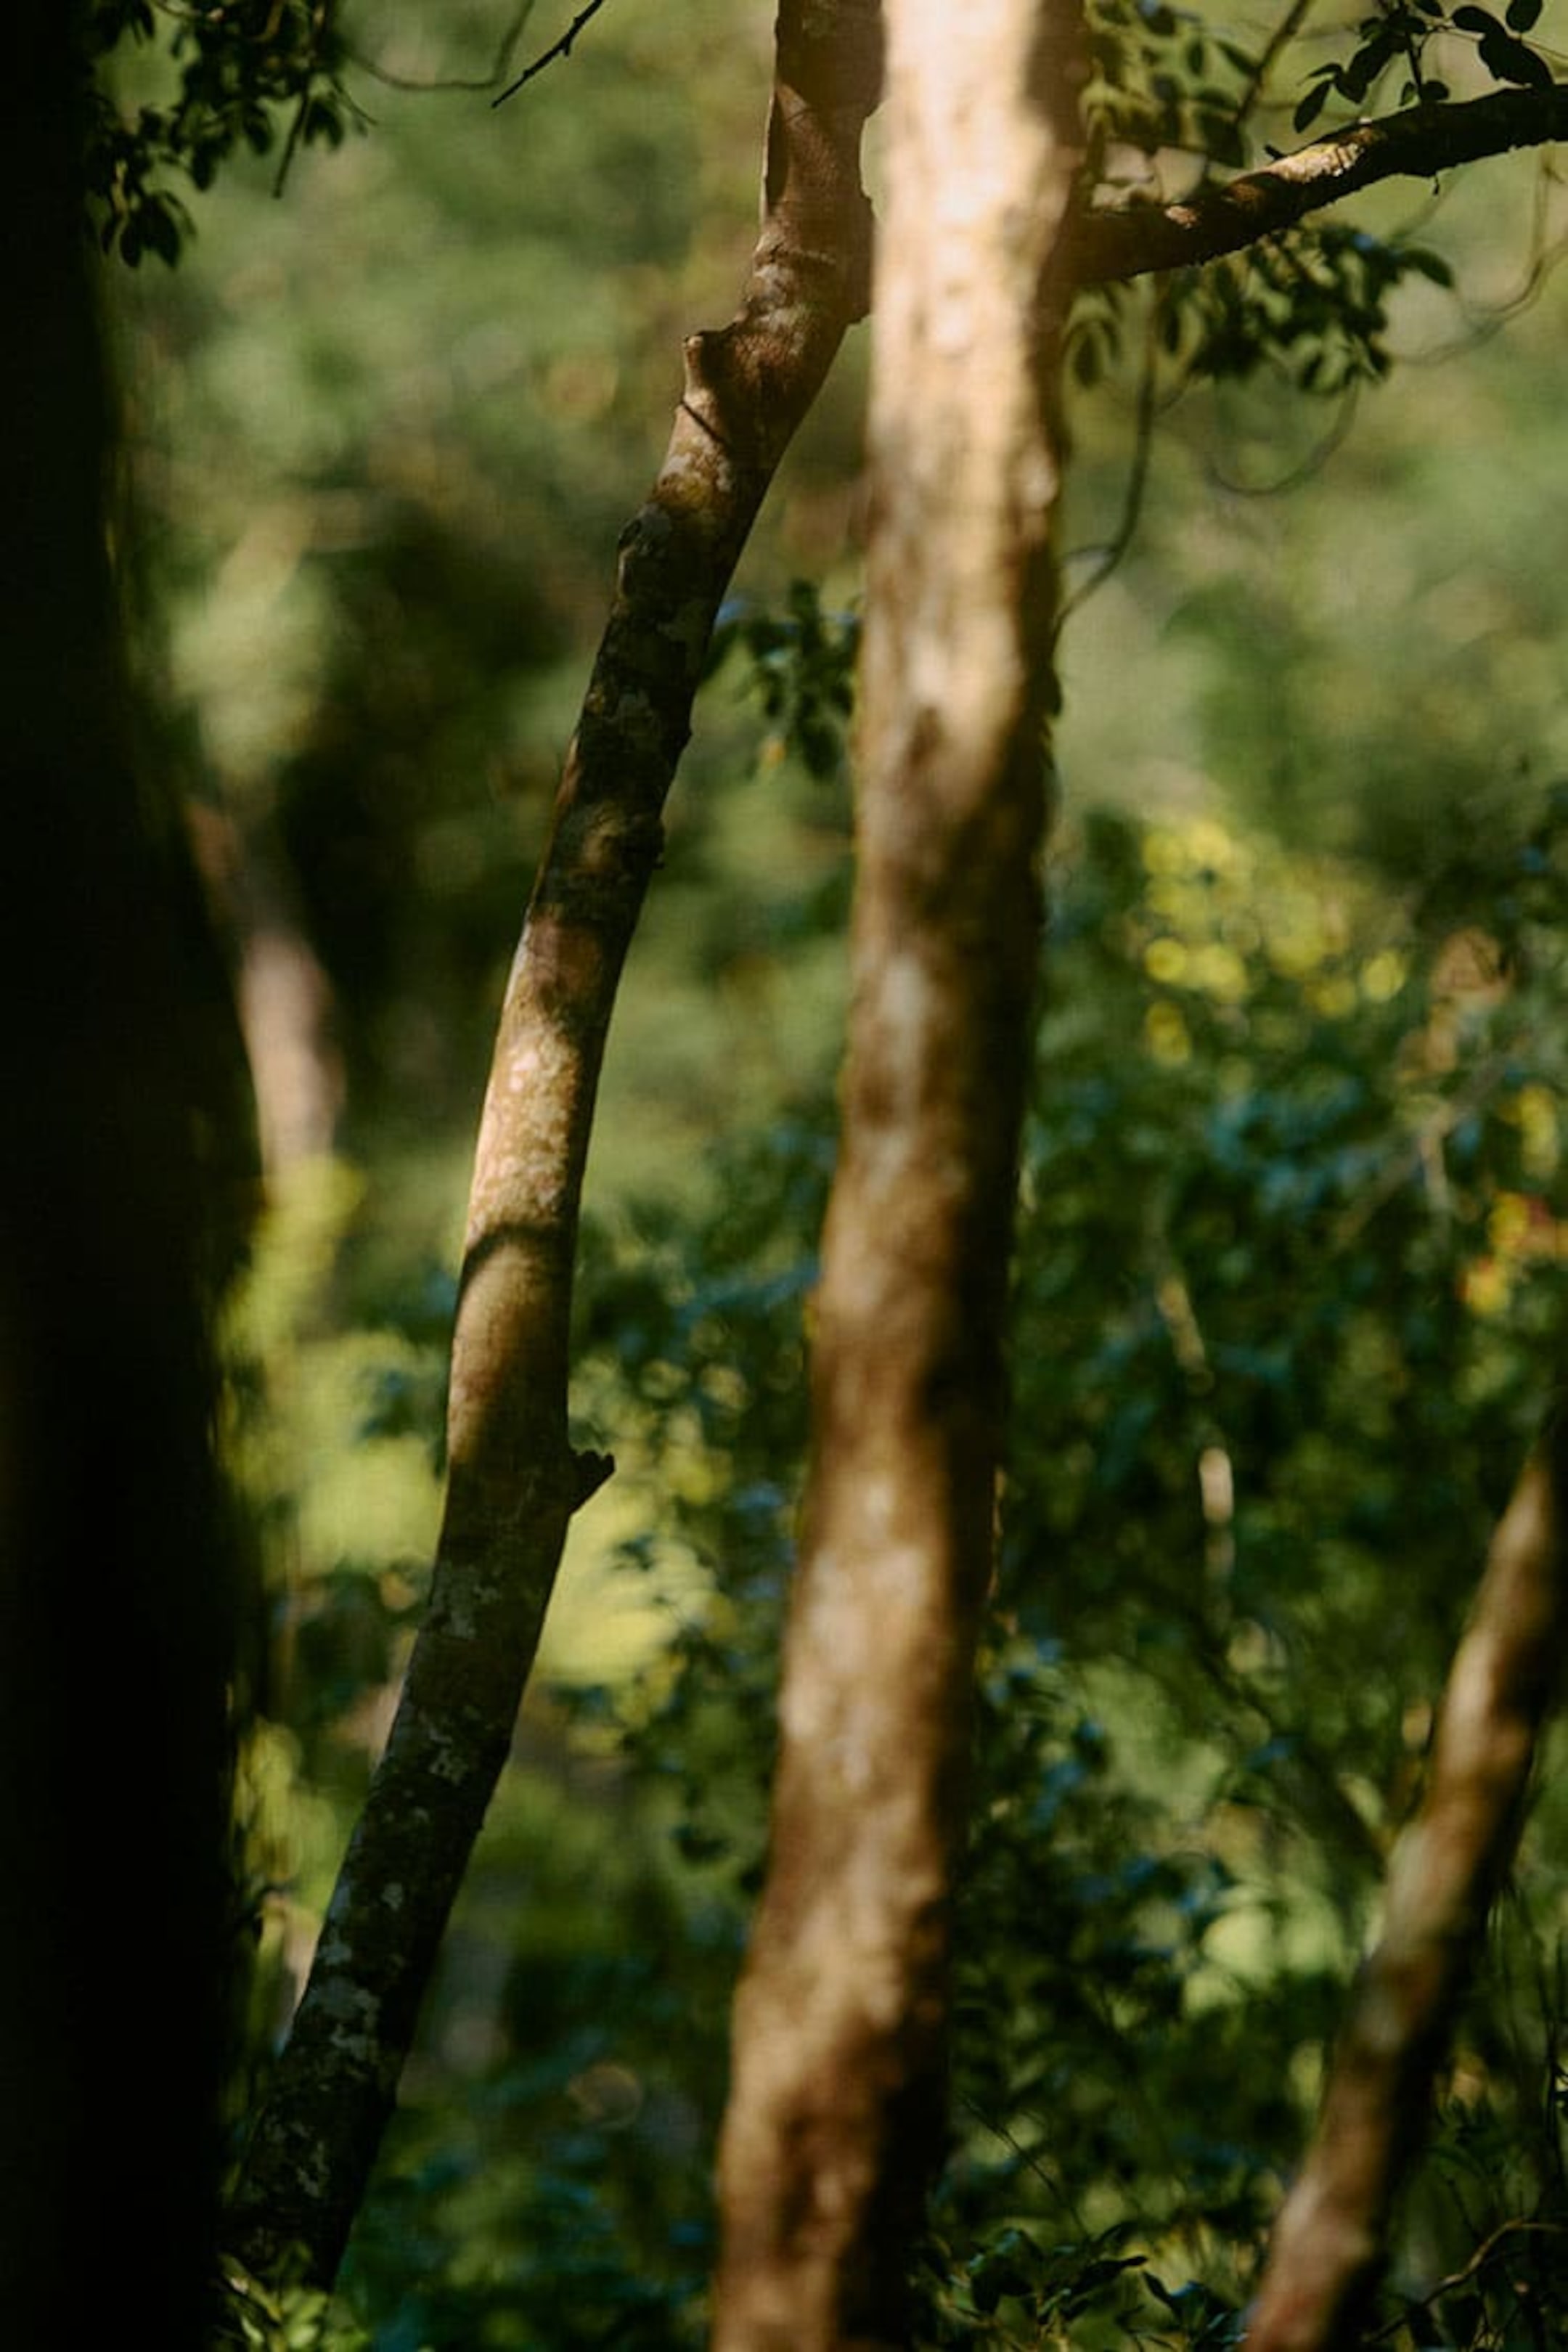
[1075,84,1568,283]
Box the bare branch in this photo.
[1058,285,1163,625]
[491,0,611,107]
[347,0,539,96]
[1246,1410,1568,2352]
[1076,86,1568,285]
[1230,0,1318,146]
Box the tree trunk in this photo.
[711,5,1085,2345]
[229,0,882,2284]
[1247,1415,1568,2352]
[1,14,238,2340]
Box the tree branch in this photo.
[1246,1407,1568,2352]
[228,0,881,2287]
[1076,85,1568,285]
[491,0,609,107]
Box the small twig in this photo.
[273,86,311,196]
[1328,1044,1519,1252]
[1058,288,1164,627]
[346,0,538,96]
[492,0,611,107]
[1207,366,1360,497]
[1383,0,1434,110]
[1368,2217,1567,2338]
[271,0,330,198]
[1231,0,1317,155]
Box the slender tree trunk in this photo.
[1246,1414,1568,2352]
[711,7,1085,2345]
[229,0,882,2284]
[190,804,344,1174]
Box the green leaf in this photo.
[1293,79,1331,130]
[1402,245,1454,285]
[1506,0,1543,28]
[1478,26,1553,83]
[1198,111,1247,167]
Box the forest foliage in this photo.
[81,0,1568,2342]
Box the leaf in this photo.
[1506,0,1543,27]
[1294,79,1331,130]
[142,197,181,266]
[1199,111,1247,167]
[1478,26,1553,83]
[1402,245,1454,286]
[1450,4,1502,28]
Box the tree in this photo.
[711,5,1083,2340]
[3,8,242,2342]
[81,0,1568,2339]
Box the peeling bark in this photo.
[1247,1416,1568,2352]
[229,0,881,2284]
[711,5,1085,2345]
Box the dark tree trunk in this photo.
[0,13,239,2341]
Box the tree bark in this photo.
[1076,85,1568,286]
[1246,1414,1568,2352]
[229,0,882,2285]
[711,5,1085,2345]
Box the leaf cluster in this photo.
[708,581,859,785]
[1174,223,1453,391]
[216,2249,371,2351]
[221,779,1568,2342]
[563,789,1568,2345]
[80,0,361,264]
[1085,0,1263,187]
[1294,0,1552,133]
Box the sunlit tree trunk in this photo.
[229,0,882,2284]
[711,5,1085,2343]
[1247,1418,1568,2352]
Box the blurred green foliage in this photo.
[223,786,1568,2346]
[553,791,1568,2348]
